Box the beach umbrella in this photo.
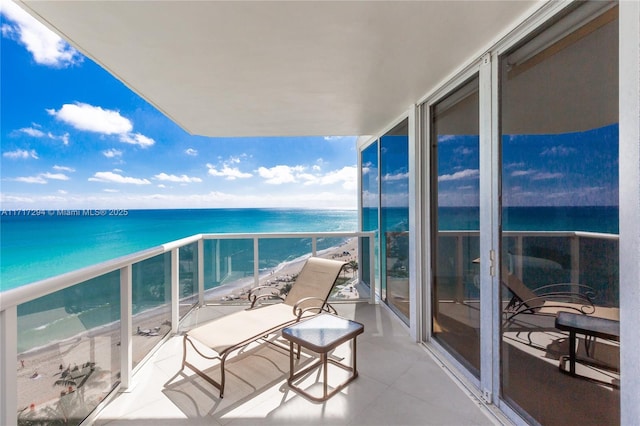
[53,378,77,388]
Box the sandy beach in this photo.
[15,238,360,423]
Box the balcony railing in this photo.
[0,231,375,426]
[0,230,618,425]
[437,230,619,306]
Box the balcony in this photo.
[91,302,499,425]
[1,230,502,425]
[1,230,620,425]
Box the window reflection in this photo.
[380,120,410,323]
[431,76,480,377]
[500,3,619,424]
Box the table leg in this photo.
[289,341,294,380]
[569,330,576,375]
[322,353,328,399]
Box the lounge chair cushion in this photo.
[187,303,305,354]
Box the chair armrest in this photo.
[292,297,337,319]
[533,283,597,301]
[248,285,284,308]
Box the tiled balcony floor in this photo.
[95,303,505,425]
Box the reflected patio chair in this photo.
[180,257,346,398]
[502,266,619,324]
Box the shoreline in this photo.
[15,239,359,420]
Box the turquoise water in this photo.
[1,208,358,291]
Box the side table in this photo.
[281,313,364,402]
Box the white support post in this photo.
[253,238,260,288]
[198,239,204,306]
[619,1,640,422]
[0,306,17,426]
[311,237,317,256]
[171,248,179,334]
[119,266,132,390]
[369,234,376,304]
[570,235,580,291]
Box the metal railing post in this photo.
[369,234,376,304]
[253,237,260,288]
[0,306,17,426]
[570,235,580,290]
[198,238,204,306]
[171,248,179,334]
[119,265,132,389]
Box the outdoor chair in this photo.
[502,266,619,324]
[180,256,346,398]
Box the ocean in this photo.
[1,208,358,291]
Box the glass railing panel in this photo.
[131,253,171,369]
[579,236,619,307]
[16,271,121,426]
[385,231,410,320]
[257,238,311,300]
[202,238,254,303]
[179,242,199,317]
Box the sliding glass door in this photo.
[499,3,619,423]
[430,76,481,377]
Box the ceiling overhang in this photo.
[18,1,538,137]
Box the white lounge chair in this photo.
[180,257,346,398]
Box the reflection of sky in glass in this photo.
[437,124,618,207]
[437,134,479,207]
[502,124,618,207]
[381,135,409,208]
[361,142,378,233]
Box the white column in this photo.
[619,1,640,422]
[408,103,421,341]
[198,239,205,306]
[0,306,17,426]
[119,266,132,389]
[171,249,179,334]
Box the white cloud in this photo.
[382,172,409,182]
[207,163,252,180]
[19,127,45,137]
[154,173,202,183]
[185,148,198,156]
[532,172,563,180]
[41,172,69,181]
[13,175,47,184]
[454,147,473,155]
[308,166,358,190]
[15,126,70,145]
[102,149,123,158]
[47,102,155,148]
[53,165,75,172]
[48,103,132,134]
[104,189,119,193]
[3,149,39,159]
[541,145,577,157]
[119,132,155,148]
[257,165,306,184]
[88,171,151,185]
[511,169,536,177]
[438,169,479,182]
[0,0,82,67]
[9,169,70,183]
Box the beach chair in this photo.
[502,266,619,323]
[180,257,346,398]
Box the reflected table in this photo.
[555,311,619,387]
[281,313,364,402]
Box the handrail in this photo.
[0,231,372,310]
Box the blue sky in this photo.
[0,0,357,210]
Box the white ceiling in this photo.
[19,1,537,138]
